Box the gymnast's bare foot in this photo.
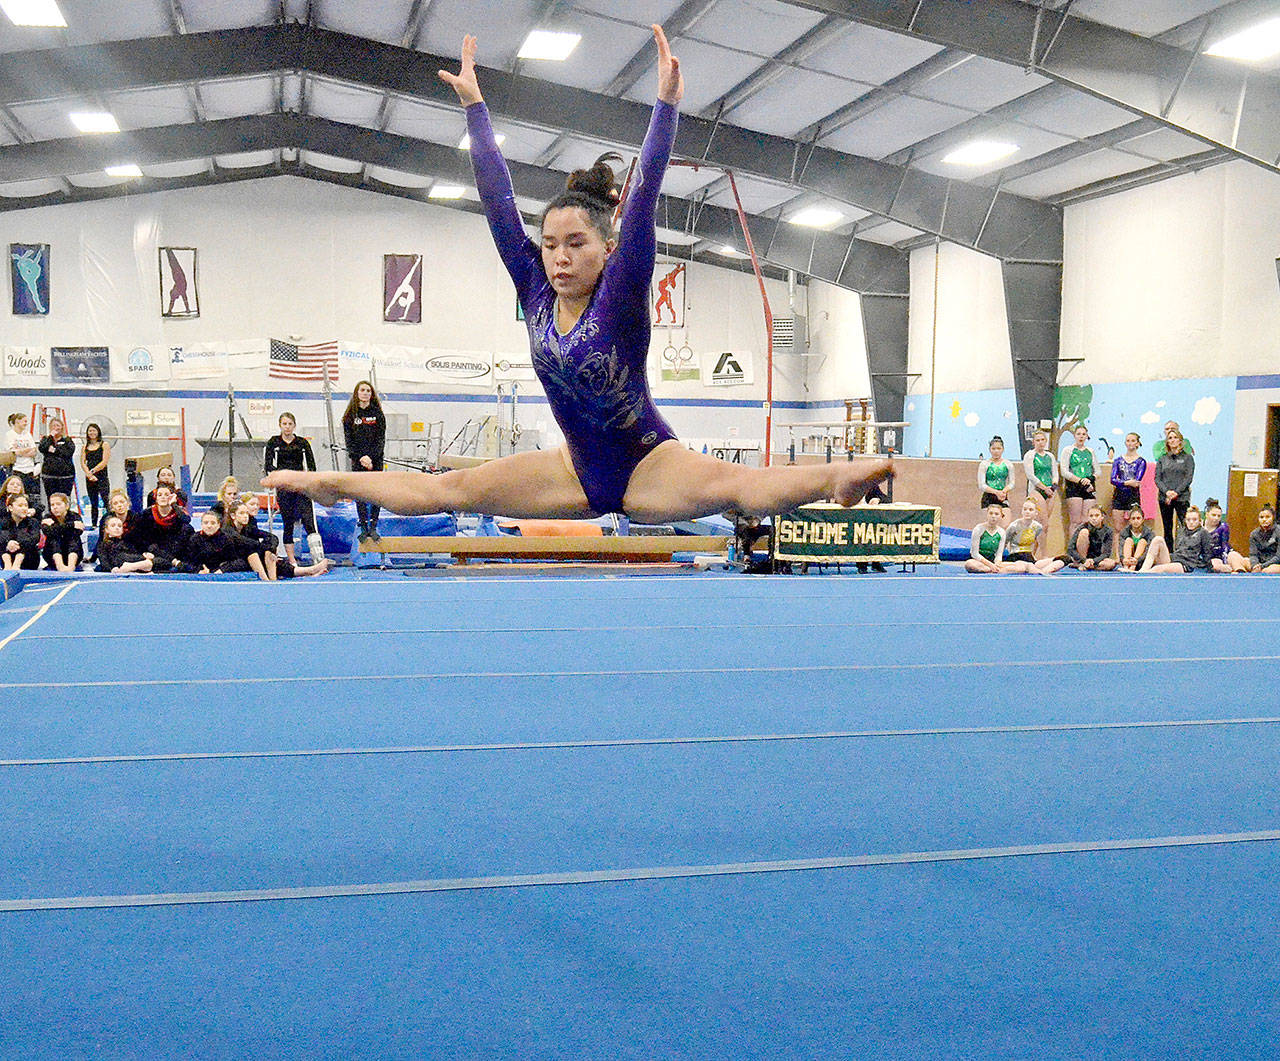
[832,457,894,506]
[262,471,343,507]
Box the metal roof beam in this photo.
[778,0,1280,174]
[0,24,1060,261]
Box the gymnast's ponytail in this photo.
[542,152,623,241]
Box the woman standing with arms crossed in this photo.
[1154,426,1193,544]
[342,383,386,543]
[80,422,111,525]
[266,28,890,522]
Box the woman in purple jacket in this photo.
[265,26,890,523]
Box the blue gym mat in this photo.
[1,571,1277,1059]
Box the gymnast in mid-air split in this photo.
[265,25,892,523]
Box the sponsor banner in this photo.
[338,344,373,390]
[169,344,227,379]
[10,243,49,316]
[247,400,274,417]
[110,345,172,383]
[3,345,50,381]
[703,349,753,386]
[51,346,110,384]
[494,354,536,383]
[651,260,686,328]
[383,254,423,324]
[424,349,493,388]
[159,247,199,318]
[153,411,182,428]
[126,410,154,426]
[226,339,269,369]
[772,502,941,564]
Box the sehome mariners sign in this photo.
[773,502,941,564]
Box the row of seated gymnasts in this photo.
[0,473,328,580]
[966,496,1280,575]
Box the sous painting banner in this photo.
[10,244,50,316]
[159,247,199,318]
[384,254,423,324]
[51,346,110,384]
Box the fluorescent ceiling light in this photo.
[70,111,119,133]
[104,164,143,178]
[941,140,1019,167]
[1205,17,1280,61]
[787,206,845,229]
[1,0,66,26]
[428,183,467,199]
[457,132,505,150]
[517,30,581,61]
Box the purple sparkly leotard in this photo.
[468,99,679,515]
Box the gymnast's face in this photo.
[541,207,615,302]
[200,512,221,536]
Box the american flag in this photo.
[269,339,338,382]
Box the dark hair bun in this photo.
[567,152,623,204]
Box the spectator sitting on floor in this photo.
[129,483,192,572]
[1241,505,1280,574]
[2,470,40,521]
[145,466,189,510]
[40,492,85,572]
[1066,504,1117,571]
[229,501,328,580]
[964,503,1030,573]
[95,515,155,574]
[1119,507,1155,572]
[180,510,269,579]
[1138,505,1213,573]
[2,493,41,570]
[209,476,241,526]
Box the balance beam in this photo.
[358,535,729,562]
[124,451,175,475]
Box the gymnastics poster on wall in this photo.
[384,254,423,324]
[651,261,686,328]
[10,243,50,316]
[51,346,110,384]
[159,247,199,318]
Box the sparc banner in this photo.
[772,503,941,564]
[110,346,172,383]
[3,345,50,381]
[51,346,110,384]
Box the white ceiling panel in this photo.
[215,150,277,168]
[545,136,632,177]
[706,176,796,214]
[1012,90,1138,140]
[912,56,1050,112]
[143,159,210,179]
[656,225,698,246]
[384,97,466,144]
[368,166,433,189]
[622,38,762,113]
[5,99,84,139]
[317,0,415,44]
[999,148,1158,198]
[418,0,554,68]
[1115,125,1212,162]
[491,125,563,165]
[68,170,136,188]
[652,164,720,199]
[691,0,825,54]
[802,22,944,85]
[851,219,924,245]
[305,77,385,127]
[48,0,170,44]
[725,68,876,138]
[198,77,279,119]
[107,85,197,129]
[0,178,65,198]
[539,15,653,94]
[821,96,973,159]
[1069,0,1229,37]
[913,124,1076,178]
[182,1,277,32]
[301,151,364,174]
[570,0,685,20]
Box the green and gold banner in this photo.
[773,503,940,564]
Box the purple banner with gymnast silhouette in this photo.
[10,243,50,316]
[384,254,423,324]
[159,247,199,318]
